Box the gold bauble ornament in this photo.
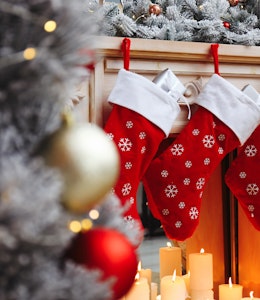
[41,116,120,214]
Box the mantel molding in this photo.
[95,36,260,64]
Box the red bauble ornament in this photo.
[223,21,230,29]
[149,4,162,15]
[228,0,239,6]
[65,228,138,299]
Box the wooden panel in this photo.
[238,206,260,297]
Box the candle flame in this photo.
[228,277,232,288]
[250,291,254,299]
[138,261,142,271]
[135,272,140,281]
[167,241,172,248]
[171,269,176,282]
[200,248,205,254]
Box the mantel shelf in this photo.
[95,36,260,64]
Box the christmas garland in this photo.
[93,0,260,46]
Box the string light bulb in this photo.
[81,218,93,231]
[89,209,100,220]
[23,47,37,60]
[44,20,57,32]
[68,220,82,233]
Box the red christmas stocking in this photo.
[225,125,260,230]
[142,74,260,241]
[104,69,184,244]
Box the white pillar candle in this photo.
[139,267,152,286]
[138,261,152,299]
[190,289,214,300]
[242,291,260,300]
[219,277,243,300]
[183,272,190,296]
[189,248,213,290]
[160,242,182,279]
[160,270,186,300]
[125,275,150,300]
[151,282,158,300]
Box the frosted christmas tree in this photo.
[94,0,260,45]
[0,1,140,299]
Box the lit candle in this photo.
[219,277,243,300]
[138,261,152,299]
[125,272,150,300]
[151,282,158,300]
[182,271,190,296]
[159,241,182,279]
[242,291,260,300]
[160,269,186,300]
[189,248,213,290]
[138,261,152,286]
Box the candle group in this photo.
[128,243,258,300]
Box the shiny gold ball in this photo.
[42,123,120,214]
[149,4,162,15]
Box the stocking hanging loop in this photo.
[211,44,220,76]
[121,38,131,71]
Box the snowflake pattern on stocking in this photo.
[118,138,132,152]
[175,221,182,228]
[239,171,246,179]
[248,204,255,218]
[165,184,178,198]
[161,170,168,177]
[171,144,184,156]
[189,207,199,219]
[245,144,257,157]
[122,183,132,196]
[246,183,259,196]
[125,162,132,169]
[126,120,133,128]
[196,178,205,189]
[202,135,215,148]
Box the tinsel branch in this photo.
[0,1,140,299]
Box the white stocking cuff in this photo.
[195,74,260,145]
[108,69,181,136]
